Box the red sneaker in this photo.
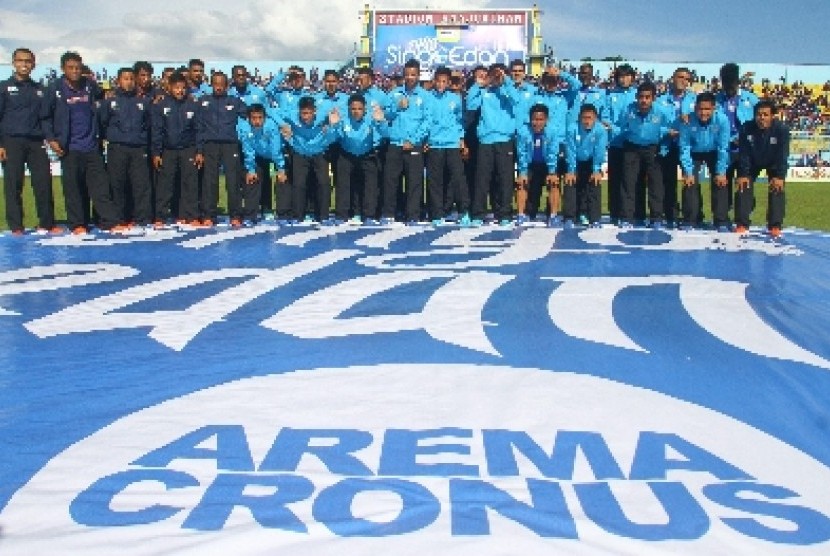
[72,226,87,235]
[735,225,748,235]
[769,226,782,239]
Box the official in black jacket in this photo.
[0,48,58,234]
[736,100,789,238]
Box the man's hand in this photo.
[328,108,341,126]
[280,124,292,139]
[515,175,528,188]
[546,174,560,187]
[276,170,287,184]
[194,153,204,169]
[564,173,576,186]
[714,174,728,188]
[769,177,785,192]
[0,147,6,162]
[48,140,64,157]
[398,96,409,110]
[372,105,385,122]
[683,175,696,187]
[152,155,163,171]
[736,176,750,191]
[590,172,603,186]
[402,140,413,151]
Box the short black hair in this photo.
[299,96,316,111]
[188,58,205,69]
[695,91,716,105]
[12,47,35,61]
[510,59,526,69]
[210,71,228,85]
[720,63,740,85]
[636,81,657,96]
[348,93,366,106]
[231,65,246,76]
[133,61,153,74]
[168,72,187,86]
[579,103,597,116]
[434,66,451,79]
[615,64,635,78]
[356,67,373,76]
[754,99,777,115]
[60,51,82,67]
[529,103,549,118]
[404,59,420,71]
[116,67,134,79]
[247,103,266,117]
[323,69,339,79]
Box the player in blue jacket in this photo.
[381,58,432,225]
[238,103,286,225]
[465,63,520,226]
[280,96,338,224]
[605,64,637,224]
[531,69,570,222]
[332,94,389,224]
[564,103,608,228]
[98,67,152,226]
[678,92,730,230]
[656,67,697,226]
[515,104,561,226]
[426,66,469,226]
[617,81,672,228]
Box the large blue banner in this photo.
[1,223,830,553]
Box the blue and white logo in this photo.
[1,224,829,554]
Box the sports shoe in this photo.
[230,218,242,228]
[153,220,166,230]
[349,216,362,225]
[72,226,87,235]
[499,218,511,227]
[242,219,254,228]
[578,214,589,226]
[109,224,132,234]
[363,218,380,226]
[303,214,313,223]
[471,218,484,227]
[11,229,25,236]
[618,220,633,229]
[547,215,561,228]
[735,225,748,235]
[406,219,420,227]
[563,219,575,230]
[288,219,299,225]
[459,213,471,227]
[589,222,602,229]
[276,219,290,226]
[769,226,782,239]
[651,219,664,230]
[716,224,731,233]
[680,224,694,232]
[36,226,64,235]
[262,212,275,222]
[515,214,528,226]
[380,217,395,225]
[431,218,443,227]
[202,219,215,228]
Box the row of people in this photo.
[1,49,788,237]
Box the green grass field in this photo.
[1,176,828,231]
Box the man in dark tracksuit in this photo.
[99,67,153,226]
[151,72,200,224]
[0,47,58,234]
[43,51,123,234]
[194,72,247,226]
[736,100,789,238]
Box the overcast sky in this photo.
[1,0,828,66]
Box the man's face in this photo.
[136,69,152,90]
[12,51,35,79]
[118,71,136,92]
[403,66,418,89]
[290,72,305,90]
[616,73,633,89]
[170,80,186,101]
[510,64,525,85]
[233,67,247,88]
[434,73,449,93]
[349,100,365,120]
[580,109,597,129]
[755,106,774,129]
[300,106,315,125]
[530,111,547,133]
[578,65,593,86]
[672,70,691,93]
[356,72,372,90]
[695,99,715,123]
[62,59,83,83]
[211,74,227,96]
[474,68,487,83]
[248,111,265,128]
[189,64,205,84]
[323,74,339,94]
[637,89,654,112]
